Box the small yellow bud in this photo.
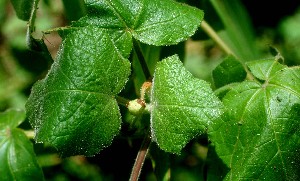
[127,99,145,116]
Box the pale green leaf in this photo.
[0,109,44,181]
[246,59,286,81]
[0,109,25,129]
[151,55,223,154]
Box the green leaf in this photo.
[10,0,35,21]
[151,55,223,154]
[210,0,260,61]
[26,27,132,157]
[208,59,300,180]
[131,0,203,45]
[0,109,44,181]
[75,0,204,46]
[62,0,87,22]
[246,59,286,81]
[26,0,203,156]
[212,55,247,88]
[0,109,25,129]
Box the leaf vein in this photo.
[265,90,288,180]
[134,10,187,32]
[104,0,128,28]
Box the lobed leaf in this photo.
[208,59,300,180]
[75,0,204,46]
[0,109,44,181]
[26,0,203,156]
[151,55,223,154]
[26,27,132,157]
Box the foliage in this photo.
[0,109,44,180]
[1,0,300,180]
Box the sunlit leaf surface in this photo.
[151,55,223,153]
[26,0,204,156]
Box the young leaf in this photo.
[0,109,44,180]
[208,59,300,180]
[212,55,247,88]
[26,27,132,157]
[74,0,204,46]
[151,55,223,154]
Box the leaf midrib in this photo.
[42,89,115,98]
[228,88,262,180]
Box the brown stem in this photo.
[129,131,151,181]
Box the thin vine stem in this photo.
[129,130,151,181]
[200,20,257,81]
[116,96,130,107]
[200,20,234,56]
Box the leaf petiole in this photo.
[116,96,130,107]
[129,130,151,181]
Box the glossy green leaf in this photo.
[26,0,203,156]
[10,0,35,21]
[75,0,204,46]
[208,59,300,180]
[26,27,132,157]
[0,109,44,181]
[151,55,223,154]
[212,55,247,88]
